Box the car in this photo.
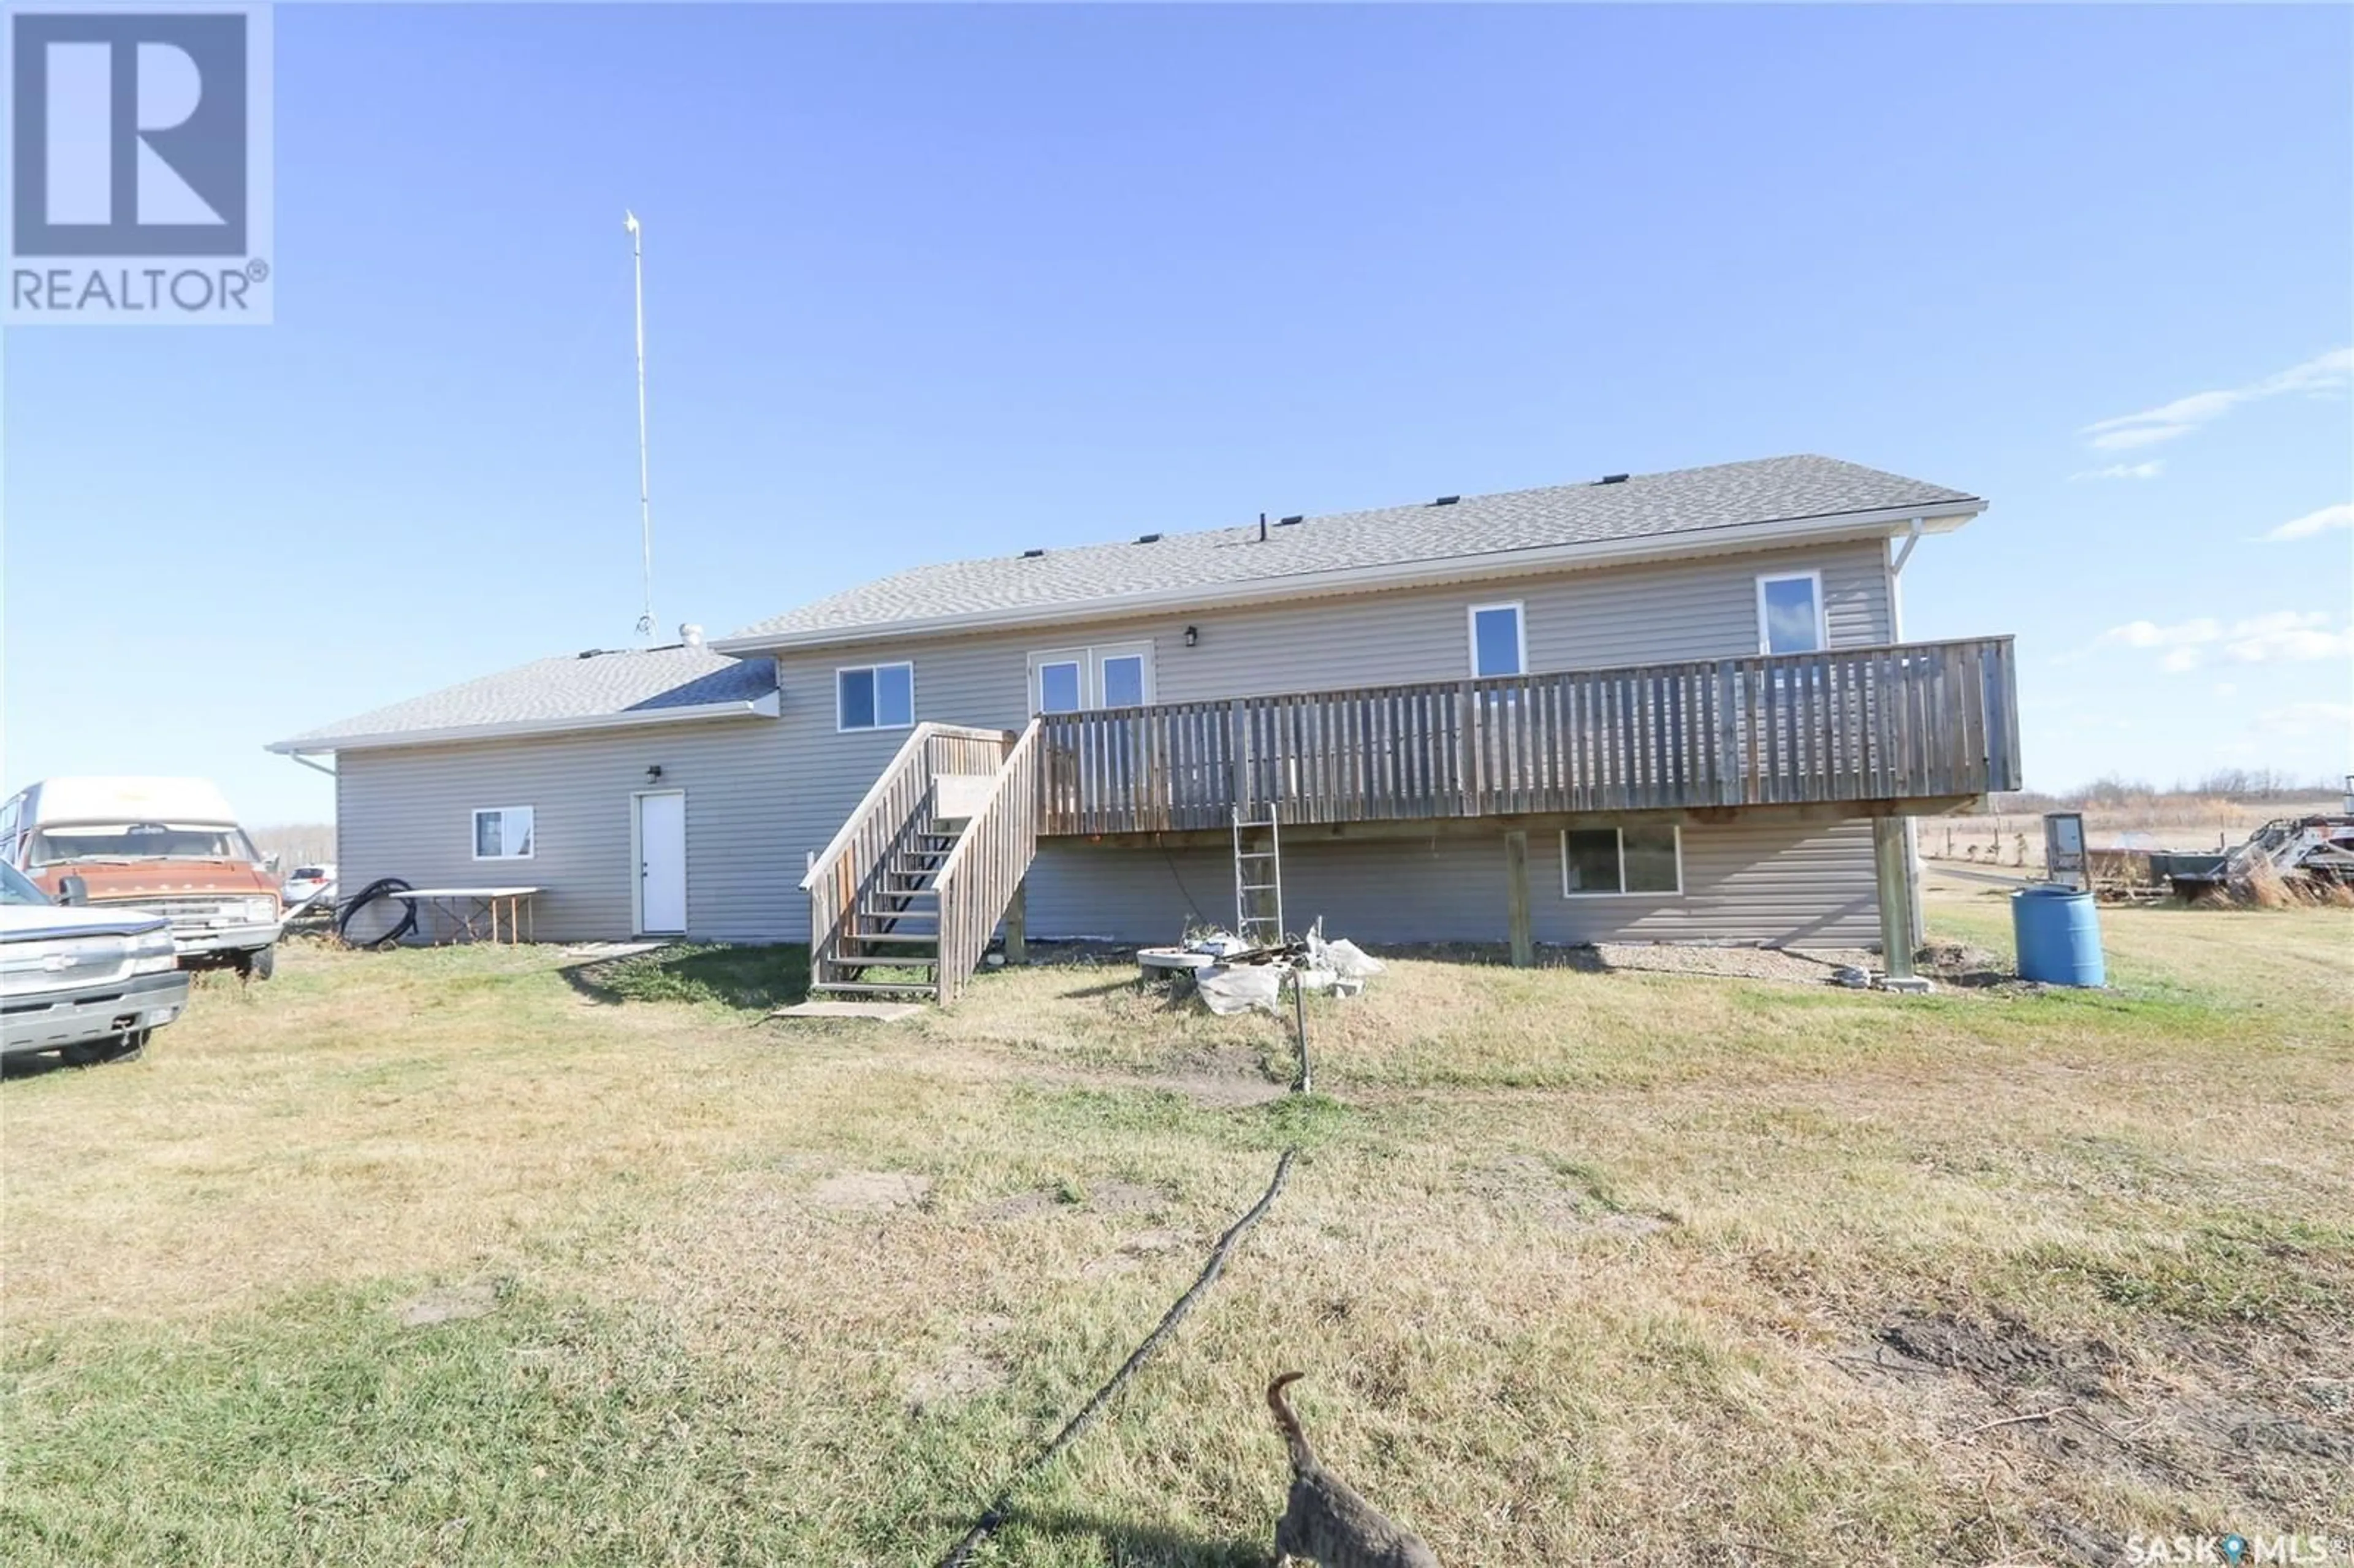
[0,859,191,1067]
[1,777,284,980]
[281,864,337,910]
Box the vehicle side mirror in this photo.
[58,874,89,906]
[264,852,282,873]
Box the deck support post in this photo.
[1873,816,1917,980]
[1004,878,1027,967]
[1504,829,1534,969]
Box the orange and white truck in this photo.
[0,777,285,979]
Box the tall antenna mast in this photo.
[624,208,655,640]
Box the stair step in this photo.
[811,981,939,998]
[844,932,942,946]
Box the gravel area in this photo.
[1586,942,1877,984]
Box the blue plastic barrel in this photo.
[2011,886,2105,986]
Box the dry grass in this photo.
[4,896,2350,1566]
[1934,793,2345,869]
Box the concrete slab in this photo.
[769,1000,927,1022]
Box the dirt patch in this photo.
[1878,1310,2119,1398]
[394,1279,500,1328]
[1465,1154,1674,1238]
[1081,1227,1196,1279]
[1085,1179,1168,1214]
[809,1171,931,1212]
[972,1187,1070,1224]
[905,1348,1005,1414]
[972,1178,1166,1223]
[1142,1046,1288,1108]
[1916,940,2036,992]
[1867,1311,2353,1496]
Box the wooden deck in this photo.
[1037,636,2019,837]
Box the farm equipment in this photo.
[2166,778,2354,899]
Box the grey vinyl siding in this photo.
[335,717,794,944]
[337,540,1894,945]
[1020,819,1880,948]
[752,540,1892,945]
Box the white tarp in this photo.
[1194,963,1284,1016]
[1312,935,1385,980]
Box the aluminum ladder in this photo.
[1232,806,1285,947]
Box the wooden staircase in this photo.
[803,721,1042,1004]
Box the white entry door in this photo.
[634,791,687,934]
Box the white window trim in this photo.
[1026,642,1158,714]
[1466,600,1528,678]
[836,661,916,733]
[1754,569,1828,655]
[1559,824,1683,898]
[1092,641,1156,709]
[471,805,536,862]
[1028,647,1089,715]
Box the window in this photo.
[837,662,915,731]
[1035,657,1084,715]
[1468,602,1525,677]
[1756,571,1826,655]
[473,806,535,861]
[1100,652,1147,709]
[1561,824,1682,896]
[1028,643,1156,714]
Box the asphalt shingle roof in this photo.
[723,454,1977,645]
[276,645,775,748]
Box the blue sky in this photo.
[5,2,2350,825]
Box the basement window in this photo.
[472,806,535,861]
[837,662,915,731]
[1561,825,1682,896]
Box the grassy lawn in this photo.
[3,893,2348,1566]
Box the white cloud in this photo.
[2070,460,2165,481]
[2262,502,2354,542]
[2097,610,2353,672]
[2250,701,2354,742]
[2082,347,2352,452]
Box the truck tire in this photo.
[240,945,277,981]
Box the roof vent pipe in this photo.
[679,623,705,648]
[1259,511,1268,542]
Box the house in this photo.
[270,454,2020,998]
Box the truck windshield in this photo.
[1,861,50,905]
[28,824,260,866]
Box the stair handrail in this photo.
[801,722,942,896]
[932,717,1043,1004]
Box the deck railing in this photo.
[932,718,1043,1004]
[1036,636,2018,837]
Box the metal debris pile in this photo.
[1139,928,1385,1016]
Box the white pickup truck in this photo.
[1,860,191,1067]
